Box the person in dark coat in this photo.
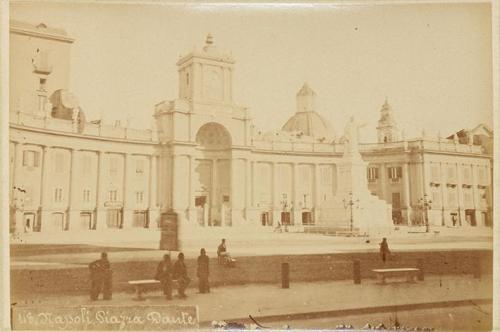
[173,252,190,298]
[155,254,173,300]
[197,248,210,293]
[89,252,112,301]
[379,238,390,263]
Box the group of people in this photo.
[89,238,387,301]
[89,239,233,301]
[155,250,208,299]
[156,238,234,299]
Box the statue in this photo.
[343,116,364,156]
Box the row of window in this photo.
[21,150,148,175]
[430,186,487,207]
[367,166,403,182]
[52,188,146,204]
[430,164,489,184]
[366,164,490,185]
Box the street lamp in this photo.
[418,194,432,233]
[280,193,288,211]
[343,191,359,232]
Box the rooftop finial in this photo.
[206,33,213,45]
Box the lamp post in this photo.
[343,191,359,232]
[418,194,432,233]
[280,193,288,225]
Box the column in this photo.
[188,155,197,223]
[122,153,133,228]
[68,149,80,230]
[292,163,301,225]
[95,151,107,230]
[271,162,280,225]
[223,67,230,102]
[471,164,481,226]
[313,164,321,223]
[402,162,412,225]
[171,154,191,224]
[244,159,252,221]
[210,158,218,225]
[149,154,160,228]
[39,145,51,232]
[12,142,24,234]
[439,162,446,226]
[379,163,387,202]
[456,163,464,226]
[251,161,256,207]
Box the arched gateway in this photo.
[194,122,232,226]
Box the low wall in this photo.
[11,250,492,299]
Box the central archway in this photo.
[194,123,232,227]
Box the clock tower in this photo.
[177,34,235,107]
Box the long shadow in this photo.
[10,244,158,257]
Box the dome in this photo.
[281,111,335,140]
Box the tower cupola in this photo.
[376,98,399,143]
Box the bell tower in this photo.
[176,34,235,106]
[376,98,399,143]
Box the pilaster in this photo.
[95,151,107,230]
[39,145,51,232]
[122,153,132,228]
[402,162,411,224]
[68,148,80,230]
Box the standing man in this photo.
[379,238,390,263]
[173,252,190,298]
[197,248,210,293]
[89,252,112,301]
[217,238,228,265]
[155,254,173,300]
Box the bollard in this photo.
[417,259,424,281]
[473,257,481,279]
[353,260,361,284]
[281,263,289,288]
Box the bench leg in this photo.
[133,285,146,301]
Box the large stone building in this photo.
[9,21,493,237]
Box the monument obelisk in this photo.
[319,117,392,234]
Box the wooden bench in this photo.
[128,279,179,300]
[372,268,420,285]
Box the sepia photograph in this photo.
[1,0,497,330]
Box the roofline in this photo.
[10,21,75,44]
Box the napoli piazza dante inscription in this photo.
[11,305,199,330]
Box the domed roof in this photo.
[281,111,335,140]
[281,83,335,140]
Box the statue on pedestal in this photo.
[343,116,365,157]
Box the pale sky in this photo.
[10,1,493,141]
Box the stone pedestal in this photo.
[319,149,392,235]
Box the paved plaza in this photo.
[12,274,492,327]
[10,226,492,267]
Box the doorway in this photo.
[261,212,269,226]
[302,211,312,225]
[465,209,476,226]
[107,209,122,228]
[195,196,207,226]
[51,213,65,231]
[281,212,291,225]
[80,212,93,230]
[23,213,36,233]
[133,211,149,228]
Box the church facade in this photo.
[9,21,493,237]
